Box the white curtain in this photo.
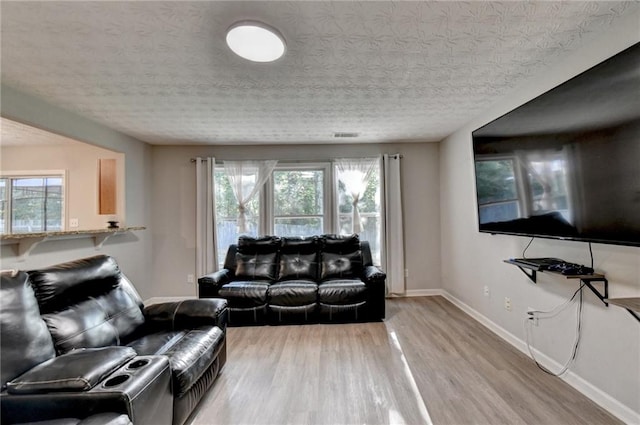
[195,157,217,282]
[223,160,277,234]
[382,153,405,296]
[335,158,378,233]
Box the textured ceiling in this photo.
[0,117,82,147]
[1,1,638,146]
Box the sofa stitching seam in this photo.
[50,304,141,347]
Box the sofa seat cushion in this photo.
[318,280,367,305]
[268,281,318,306]
[218,281,269,308]
[126,331,186,356]
[127,327,224,398]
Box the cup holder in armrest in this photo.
[103,374,130,387]
[127,359,150,370]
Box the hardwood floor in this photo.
[190,296,621,425]
[384,297,621,425]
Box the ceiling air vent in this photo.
[333,132,359,138]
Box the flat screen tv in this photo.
[472,42,640,247]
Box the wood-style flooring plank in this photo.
[193,322,430,425]
[384,296,622,425]
[189,296,622,425]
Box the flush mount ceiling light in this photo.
[226,21,286,63]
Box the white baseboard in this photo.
[438,290,640,425]
[394,289,444,297]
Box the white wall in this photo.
[150,143,440,297]
[1,143,125,230]
[440,16,640,421]
[0,86,155,299]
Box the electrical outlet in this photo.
[483,286,490,297]
[187,274,195,284]
[69,218,79,228]
[504,297,512,311]
[404,269,409,278]
[527,307,539,326]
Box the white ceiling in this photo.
[0,117,83,147]
[1,1,637,146]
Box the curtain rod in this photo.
[190,155,402,163]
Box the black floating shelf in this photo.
[504,259,638,323]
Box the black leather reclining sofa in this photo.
[198,234,386,325]
[1,255,228,425]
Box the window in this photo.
[0,174,64,234]
[525,152,571,222]
[269,166,329,237]
[475,158,520,224]
[214,169,260,266]
[336,163,381,265]
[213,160,382,267]
[475,152,572,226]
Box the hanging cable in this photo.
[588,242,594,268]
[524,282,585,377]
[527,283,584,320]
[522,237,535,258]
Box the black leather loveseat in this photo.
[198,234,386,325]
[1,255,228,425]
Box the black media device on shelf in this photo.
[472,42,640,247]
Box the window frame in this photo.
[520,148,573,224]
[333,158,382,265]
[212,159,383,267]
[212,167,263,235]
[265,162,333,236]
[474,155,523,219]
[0,170,67,234]
[474,150,574,226]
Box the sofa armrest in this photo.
[2,356,171,425]
[363,265,386,320]
[363,265,386,285]
[7,347,136,394]
[143,299,228,332]
[198,269,232,297]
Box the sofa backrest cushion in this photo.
[222,244,239,271]
[0,270,56,389]
[235,252,278,281]
[278,236,319,280]
[28,255,123,313]
[321,234,360,254]
[280,236,320,254]
[237,236,281,254]
[360,241,374,267]
[278,253,318,281]
[320,250,363,281]
[28,255,146,354]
